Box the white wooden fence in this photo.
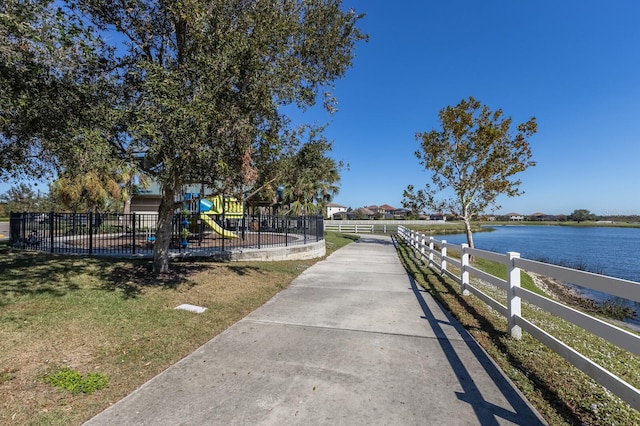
[397,225,640,410]
[324,219,447,234]
[324,223,374,233]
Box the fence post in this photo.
[428,237,434,265]
[21,211,26,244]
[257,212,261,249]
[460,243,470,296]
[507,251,522,339]
[49,212,54,253]
[420,235,425,260]
[131,213,136,255]
[440,240,447,273]
[88,211,93,255]
[9,212,19,247]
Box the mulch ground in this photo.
[62,231,300,252]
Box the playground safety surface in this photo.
[62,232,298,252]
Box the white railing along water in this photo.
[397,225,640,411]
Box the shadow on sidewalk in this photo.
[407,273,546,425]
[391,234,548,425]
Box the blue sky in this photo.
[290,0,640,215]
[3,1,639,216]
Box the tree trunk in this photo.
[153,185,177,274]
[463,217,475,249]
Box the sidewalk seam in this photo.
[241,318,470,342]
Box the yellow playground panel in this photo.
[203,195,243,218]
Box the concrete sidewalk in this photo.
[85,235,545,425]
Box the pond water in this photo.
[440,225,640,282]
[438,225,640,323]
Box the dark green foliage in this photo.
[569,209,596,223]
[1,0,366,273]
[0,0,115,180]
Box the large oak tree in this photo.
[403,97,537,248]
[0,0,114,179]
[2,0,366,273]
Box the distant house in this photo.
[528,212,546,221]
[366,205,380,214]
[130,180,162,215]
[378,204,396,215]
[528,212,560,221]
[506,213,524,221]
[392,208,410,219]
[353,207,375,219]
[365,204,398,219]
[325,202,347,219]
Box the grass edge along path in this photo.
[394,236,640,426]
[0,233,358,425]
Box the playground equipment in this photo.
[199,195,243,239]
[200,214,238,239]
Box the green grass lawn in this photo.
[0,232,356,425]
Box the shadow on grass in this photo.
[393,236,582,425]
[101,262,212,298]
[0,250,282,302]
[0,252,213,301]
[0,252,86,303]
[226,265,263,276]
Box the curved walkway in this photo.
[85,234,545,425]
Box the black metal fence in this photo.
[9,212,324,256]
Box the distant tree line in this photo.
[482,209,640,223]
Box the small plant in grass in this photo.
[0,370,16,385]
[41,367,109,395]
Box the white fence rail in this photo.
[326,219,446,225]
[324,219,447,234]
[397,225,640,410]
[324,223,374,233]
